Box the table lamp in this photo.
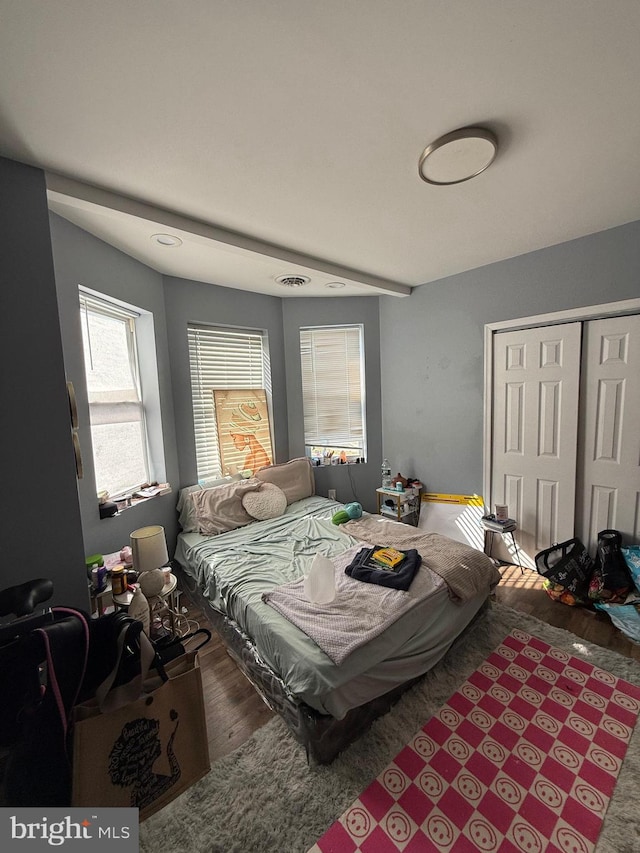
[130,525,168,592]
[130,525,170,636]
[130,525,168,572]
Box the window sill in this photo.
[99,486,173,519]
[311,459,367,468]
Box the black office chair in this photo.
[0,579,90,806]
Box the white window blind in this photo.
[299,324,366,458]
[187,324,270,481]
[80,291,149,495]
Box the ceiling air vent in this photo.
[276,275,310,288]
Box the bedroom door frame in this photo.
[482,297,640,563]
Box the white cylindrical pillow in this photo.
[242,482,287,521]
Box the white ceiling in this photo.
[1,1,640,298]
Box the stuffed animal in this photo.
[332,502,362,524]
[344,502,363,519]
[332,510,350,525]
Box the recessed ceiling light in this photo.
[325,281,345,289]
[418,127,498,185]
[151,233,183,247]
[275,275,310,288]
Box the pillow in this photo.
[176,476,241,532]
[200,473,243,489]
[255,457,315,505]
[176,484,204,532]
[242,482,287,521]
[190,478,262,536]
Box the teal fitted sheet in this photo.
[175,495,486,717]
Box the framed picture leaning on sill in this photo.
[213,389,274,477]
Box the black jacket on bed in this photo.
[345,546,421,591]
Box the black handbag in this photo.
[78,610,167,705]
[153,627,211,664]
[588,529,633,603]
[535,537,595,599]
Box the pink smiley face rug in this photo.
[308,629,640,853]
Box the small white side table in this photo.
[376,487,420,524]
[481,519,523,573]
[113,573,180,637]
[113,572,178,609]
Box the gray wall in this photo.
[50,214,180,557]
[6,148,637,607]
[379,220,640,498]
[0,158,89,612]
[163,276,289,489]
[282,297,382,513]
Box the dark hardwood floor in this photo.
[175,598,275,762]
[495,564,640,663]
[177,565,640,765]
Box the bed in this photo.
[173,459,500,763]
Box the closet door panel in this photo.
[492,323,582,564]
[578,314,640,551]
[536,478,559,548]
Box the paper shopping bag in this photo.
[71,651,210,820]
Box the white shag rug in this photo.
[140,603,640,853]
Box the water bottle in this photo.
[304,554,336,604]
[381,458,392,489]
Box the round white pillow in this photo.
[242,482,287,521]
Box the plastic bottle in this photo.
[128,584,151,635]
[304,554,336,605]
[91,564,107,593]
[381,458,392,489]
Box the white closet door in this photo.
[492,323,582,563]
[577,314,640,552]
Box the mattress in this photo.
[175,495,488,718]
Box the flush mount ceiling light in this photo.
[275,274,310,288]
[325,281,346,289]
[418,127,498,185]
[151,233,183,247]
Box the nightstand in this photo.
[113,573,181,637]
[481,517,523,573]
[376,487,420,525]
[113,572,178,609]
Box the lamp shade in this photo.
[130,525,168,574]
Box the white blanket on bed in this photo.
[263,525,501,665]
[263,543,447,665]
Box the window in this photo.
[80,291,150,496]
[299,324,367,461]
[187,324,272,481]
